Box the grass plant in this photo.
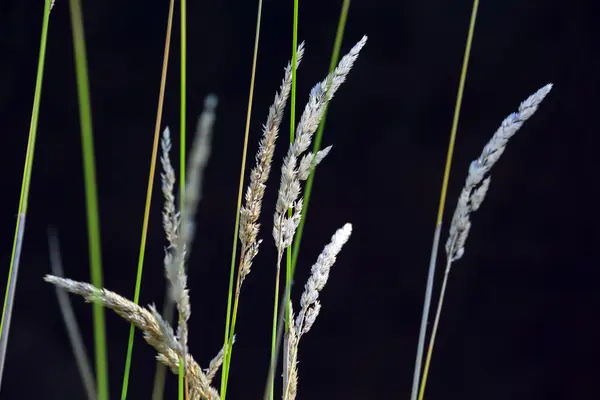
[0,0,554,399]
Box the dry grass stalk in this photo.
[237,44,305,289]
[414,83,554,400]
[445,83,553,267]
[270,37,365,399]
[282,303,298,400]
[273,35,367,266]
[282,223,353,400]
[43,276,221,400]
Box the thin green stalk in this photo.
[152,297,176,400]
[0,0,52,389]
[180,0,187,213]
[220,1,263,398]
[410,1,480,400]
[179,0,187,398]
[69,0,109,398]
[121,0,176,399]
[284,0,299,330]
[276,1,299,399]
[289,0,299,145]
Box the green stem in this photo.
[179,0,187,398]
[289,0,299,145]
[220,1,263,398]
[0,0,52,389]
[284,0,299,337]
[69,0,109,398]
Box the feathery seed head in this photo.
[445,84,552,264]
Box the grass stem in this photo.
[179,0,188,398]
[0,1,53,388]
[410,1,480,399]
[68,0,109,397]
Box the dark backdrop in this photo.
[0,0,598,399]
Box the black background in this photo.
[0,0,598,399]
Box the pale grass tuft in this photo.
[238,43,305,285]
[161,95,218,356]
[296,223,352,335]
[282,223,353,400]
[183,94,219,250]
[446,83,553,265]
[43,275,222,400]
[282,302,298,400]
[205,335,234,383]
[160,128,179,248]
[297,145,332,180]
[273,36,367,259]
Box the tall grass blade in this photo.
[289,0,299,145]
[68,0,109,398]
[410,1,479,399]
[0,0,53,390]
[179,0,188,396]
[273,1,300,398]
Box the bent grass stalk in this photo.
[0,0,53,389]
[121,0,176,399]
[417,83,552,400]
[68,0,109,398]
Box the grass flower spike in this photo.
[43,276,221,400]
[446,83,553,265]
[282,223,353,400]
[416,83,554,400]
